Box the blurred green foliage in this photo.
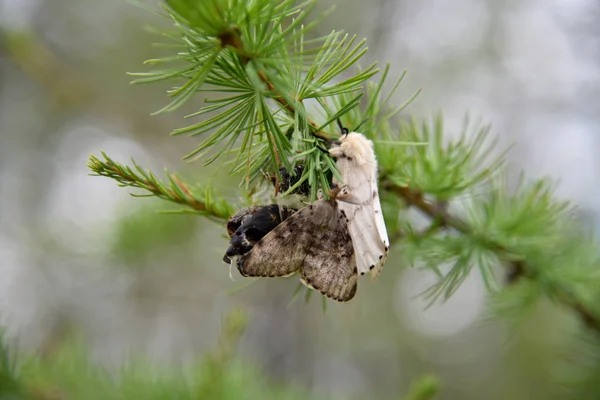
[2,0,600,399]
[110,201,200,267]
[0,311,332,400]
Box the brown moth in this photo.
[235,188,358,302]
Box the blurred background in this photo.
[1,0,599,399]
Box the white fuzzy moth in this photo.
[328,126,389,280]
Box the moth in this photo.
[223,205,296,264]
[328,125,389,280]
[235,187,358,302]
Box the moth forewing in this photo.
[234,207,309,278]
[328,132,390,281]
[370,181,389,279]
[298,198,358,302]
[236,198,358,302]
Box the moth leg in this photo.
[335,184,367,205]
[229,262,235,281]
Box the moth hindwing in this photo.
[236,197,358,302]
[329,131,390,280]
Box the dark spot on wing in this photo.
[274,233,285,241]
[360,272,365,276]
[379,255,383,260]
[369,265,374,270]
[372,191,378,199]
[385,246,389,252]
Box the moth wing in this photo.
[340,202,387,278]
[367,142,390,241]
[369,167,389,280]
[237,207,318,278]
[300,204,357,302]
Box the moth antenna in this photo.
[336,118,349,137]
[316,143,330,154]
[353,118,370,133]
